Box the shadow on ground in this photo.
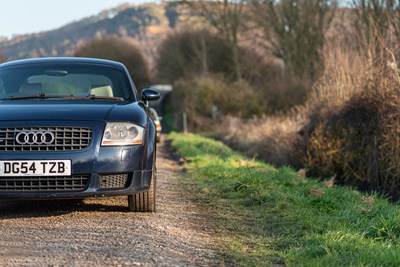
[0,198,129,219]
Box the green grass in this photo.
[169,132,400,266]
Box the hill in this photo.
[0,3,178,62]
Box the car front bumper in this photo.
[0,120,155,199]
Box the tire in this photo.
[128,173,156,212]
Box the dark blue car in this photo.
[0,57,160,212]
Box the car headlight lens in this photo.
[102,123,144,146]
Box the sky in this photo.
[0,0,156,38]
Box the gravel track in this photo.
[0,136,221,266]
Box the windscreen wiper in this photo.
[86,95,124,100]
[2,93,72,100]
[1,94,124,101]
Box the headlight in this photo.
[102,123,144,146]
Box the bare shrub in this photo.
[264,77,310,114]
[302,36,400,200]
[170,75,264,131]
[300,42,366,177]
[156,30,234,83]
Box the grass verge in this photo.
[169,132,400,266]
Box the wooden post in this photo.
[183,112,187,134]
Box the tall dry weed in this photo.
[301,42,367,179]
[303,36,400,200]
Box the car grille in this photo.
[99,173,130,189]
[0,175,89,192]
[0,127,92,151]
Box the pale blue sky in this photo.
[0,0,157,38]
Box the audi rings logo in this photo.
[15,131,55,145]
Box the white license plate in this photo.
[0,160,71,176]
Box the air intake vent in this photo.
[99,174,130,189]
[0,127,92,151]
[0,175,89,191]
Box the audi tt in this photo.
[0,57,160,212]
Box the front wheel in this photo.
[128,173,156,212]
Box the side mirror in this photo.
[141,88,160,102]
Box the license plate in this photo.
[0,160,71,176]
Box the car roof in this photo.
[0,57,126,70]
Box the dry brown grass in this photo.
[216,114,303,167]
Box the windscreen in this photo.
[0,63,134,100]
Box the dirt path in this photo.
[0,136,221,266]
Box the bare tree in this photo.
[157,29,234,82]
[353,0,400,44]
[183,0,245,81]
[251,0,336,80]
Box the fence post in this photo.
[183,112,187,134]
